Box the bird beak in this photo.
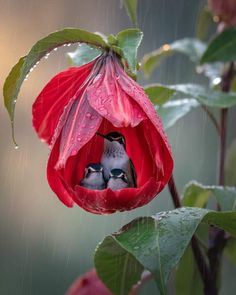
[96,132,111,141]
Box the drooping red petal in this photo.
[87,56,146,128]
[47,138,74,207]
[32,59,97,145]
[55,91,103,169]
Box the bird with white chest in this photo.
[97,132,137,188]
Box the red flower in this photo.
[65,269,112,295]
[208,0,236,28]
[33,52,173,214]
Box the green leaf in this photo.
[3,27,107,144]
[175,246,203,295]
[144,84,176,105]
[156,99,199,130]
[225,140,236,186]
[115,28,143,74]
[142,38,206,77]
[95,208,236,295]
[123,0,138,27]
[201,28,236,64]
[94,235,144,295]
[67,43,101,66]
[183,181,236,211]
[149,83,236,108]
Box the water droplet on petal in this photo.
[67,43,72,47]
[54,47,58,51]
[86,113,92,118]
[30,68,33,72]
[14,145,19,150]
[77,137,81,142]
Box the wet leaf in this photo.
[115,28,143,74]
[225,140,236,186]
[148,83,236,108]
[122,0,138,27]
[144,84,176,105]
[95,208,236,295]
[201,28,236,64]
[183,181,236,211]
[156,99,199,130]
[67,43,101,66]
[3,27,108,144]
[142,38,206,77]
[175,246,203,295]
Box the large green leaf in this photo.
[67,43,102,66]
[147,83,236,108]
[201,28,236,64]
[122,0,138,27]
[114,28,143,74]
[142,38,206,77]
[183,181,236,211]
[3,28,107,144]
[175,246,203,295]
[94,208,236,295]
[156,99,199,130]
[144,84,176,105]
[225,140,236,186]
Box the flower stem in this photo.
[207,62,234,294]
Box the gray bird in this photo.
[96,132,137,188]
[80,163,106,190]
[107,169,129,190]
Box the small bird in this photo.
[107,169,129,190]
[80,163,106,190]
[96,131,137,188]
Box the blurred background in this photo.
[0,0,235,294]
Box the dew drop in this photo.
[86,112,92,118]
[30,68,34,72]
[77,137,81,142]
[67,43,72,47]
[36,61,40,65]
[14,145,19,150]
[63,44,67,47]
[13,99,17,104]
[53,47,58,51]
[44,55,49,59]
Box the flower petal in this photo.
[74,178,159,214]
[55,92,103,169]
[65,269,112,295]
[47,138,74,207]
[32,60,97,144]
[87,56,146,128]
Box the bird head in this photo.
[109,168,128,183]
[84,163,103,178]
[96,131,126,148]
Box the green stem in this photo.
[208,62,234,294]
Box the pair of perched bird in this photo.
[80,132,137,191]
